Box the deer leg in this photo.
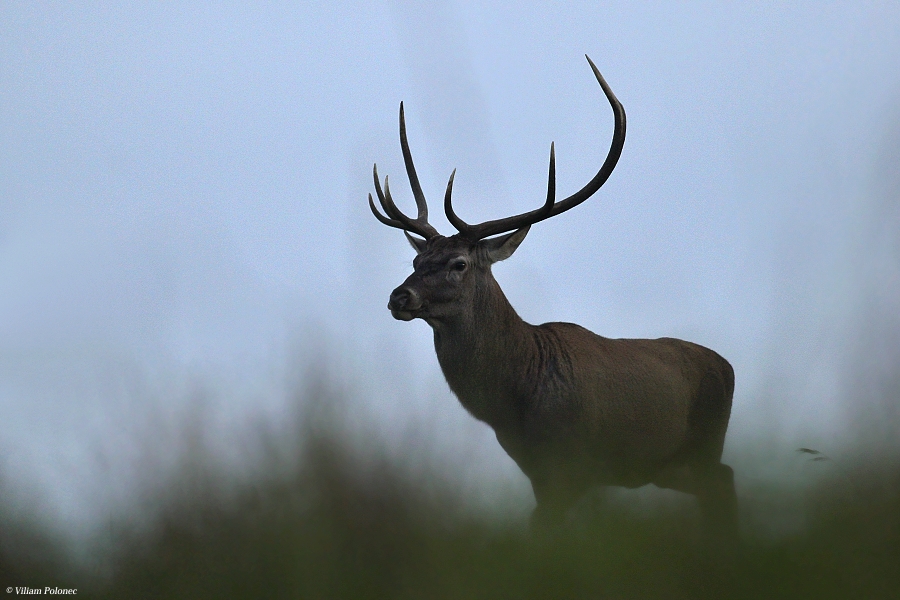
[652,460,738,543]
[529,477,583,532]
[693,462,738,542]
[667,367,737,542]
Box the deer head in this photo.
[369,56,625,326]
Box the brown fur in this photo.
[388,233,737,537]
[374,58,735,538]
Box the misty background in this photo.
[1,2,899,546]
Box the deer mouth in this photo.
[390,307,419,321]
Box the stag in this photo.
[369,56,736,537]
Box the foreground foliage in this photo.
[2,425,898,600]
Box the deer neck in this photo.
[429,273,534,427]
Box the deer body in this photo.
[371,56,737,535]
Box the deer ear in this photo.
[404,231,428,254]
[483,226,530,263]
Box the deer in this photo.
[368,56,737,539]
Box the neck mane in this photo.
[429,269,535,426]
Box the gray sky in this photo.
[2,3,899,533]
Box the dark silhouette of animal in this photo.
[368,56,736,537]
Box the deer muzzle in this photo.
[388,286,423,321]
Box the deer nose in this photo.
[389,286,422,312]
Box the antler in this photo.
[369,56,625,243]
[445,55,626,241]
[368,103,440,240]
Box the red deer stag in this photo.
[368,56,736,537]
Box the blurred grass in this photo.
[1,384,898,599]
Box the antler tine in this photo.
[551,55,626,212]
[369,165,408,228]
[443,169,463,232]
[374,167,407,223]
[365,105,441,240]
[369,193,402,228]
[399,103,430,222]
[448,142,557,240]
[384,175,441,238]
[372,165,401,221]
[545,141,556,218]
[369,163,440,240]
[449,55,625,241]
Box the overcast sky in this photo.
[2,3,899,534]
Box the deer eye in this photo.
[451,260,467,272]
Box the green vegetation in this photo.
[1,388,898,599]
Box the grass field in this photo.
[1,386,898,600]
